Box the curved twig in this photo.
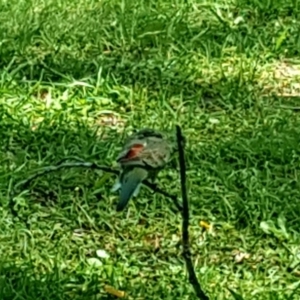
[10,160,183,215]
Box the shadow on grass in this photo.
[0,261,122,300]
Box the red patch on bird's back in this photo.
[119,144,144,161]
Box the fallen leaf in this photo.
[104,285,126,298]
[199,221,211,230]
[87,257,102,267]
[144,234,162,250]
[232,250,250,263]
[96,249,110,259]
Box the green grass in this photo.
[1,0,300,299]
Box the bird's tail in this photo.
[117,167,148,211]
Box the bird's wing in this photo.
[142,137,171,167]
[116,142,146,164]
[117,129,172,169]
[118,137,170,168]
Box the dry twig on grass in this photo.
[176,125,209,300]
[9,158,182,217]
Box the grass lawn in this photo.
[1,0,300,299]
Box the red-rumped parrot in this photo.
[112,128,173,211]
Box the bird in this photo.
[112,128,173,211]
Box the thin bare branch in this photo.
[13,162,118,191]
[10,159,183,215]
[176,125,209,300]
